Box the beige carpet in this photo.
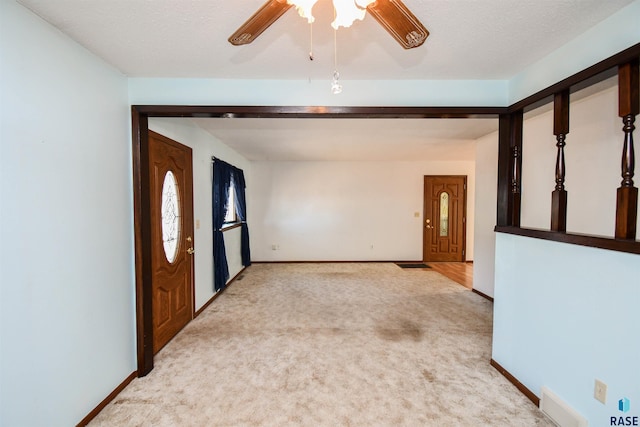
[90,263,552,426]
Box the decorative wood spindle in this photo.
[510,112,523,227]
[551,90,570,232]
[511,145,521,226]
[497,112,523,227]
[615,60,639,240]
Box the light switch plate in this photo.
[594,379,607,404]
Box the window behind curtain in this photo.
[224,183,237,224]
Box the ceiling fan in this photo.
[228,0,429,50]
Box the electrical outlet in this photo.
[594,379,607,404]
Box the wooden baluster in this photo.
[497,114,511,227]
[497,111,522,227]
[615,60,639,240]
[510,112,523,227]
[551,90,570,232]
[511,144,521,227]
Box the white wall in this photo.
[148,118,251,310]
[493,80,640,423]
[493,234,640,425]
[0,2,134,426]
[129,78,508,107]
[249,160,475,261]
[473,132,499,297]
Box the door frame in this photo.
[132,117,202,376]
[131,106,502,376]
[422,175,467,263]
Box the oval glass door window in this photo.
[439,192,449,237]
[161,170,181,263]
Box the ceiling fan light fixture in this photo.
[331,0,375,29]
[287,0,377,29]
[229,0,429,50]
[287,0,318,23]
[331,0,364,29]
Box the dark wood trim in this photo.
[495,226,640,255]
[509,42,640,113]
[490,359,540,407]
[76,371,137,426]
[616,186,638,239]
[132,105,506,119]
[131,107,154,376]
[194,291,218,319]
[496,43,640,253]
[497,112,523,227]
[619,59,640,117]
[553,90,570,135]
[472,288,494,302]
[194,266,247,318]
[510,112,523,227]
[497,114,512,227]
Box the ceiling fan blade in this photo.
[366,0,429,49]
[228,0,293,46]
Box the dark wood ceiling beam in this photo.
[133,105,506,119]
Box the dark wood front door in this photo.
[423,175,467,262]
[148,131,194,354]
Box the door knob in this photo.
[187,247,195,255]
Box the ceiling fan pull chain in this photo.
[331,6,342,95]
[309,21,314,61]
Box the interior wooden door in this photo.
[148,131,194,354]
[423,176,467,262]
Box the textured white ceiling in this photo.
[18,0,633,80]
[16,0,634,160]
[190,117,497,161]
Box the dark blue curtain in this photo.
[232,167,251,267]
[212,160,233,292]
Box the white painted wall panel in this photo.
[0,2,133,425]
[493,233,640,425]
[129,78,508,107]
[473,132,499,297]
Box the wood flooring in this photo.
[426,262,473,289]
